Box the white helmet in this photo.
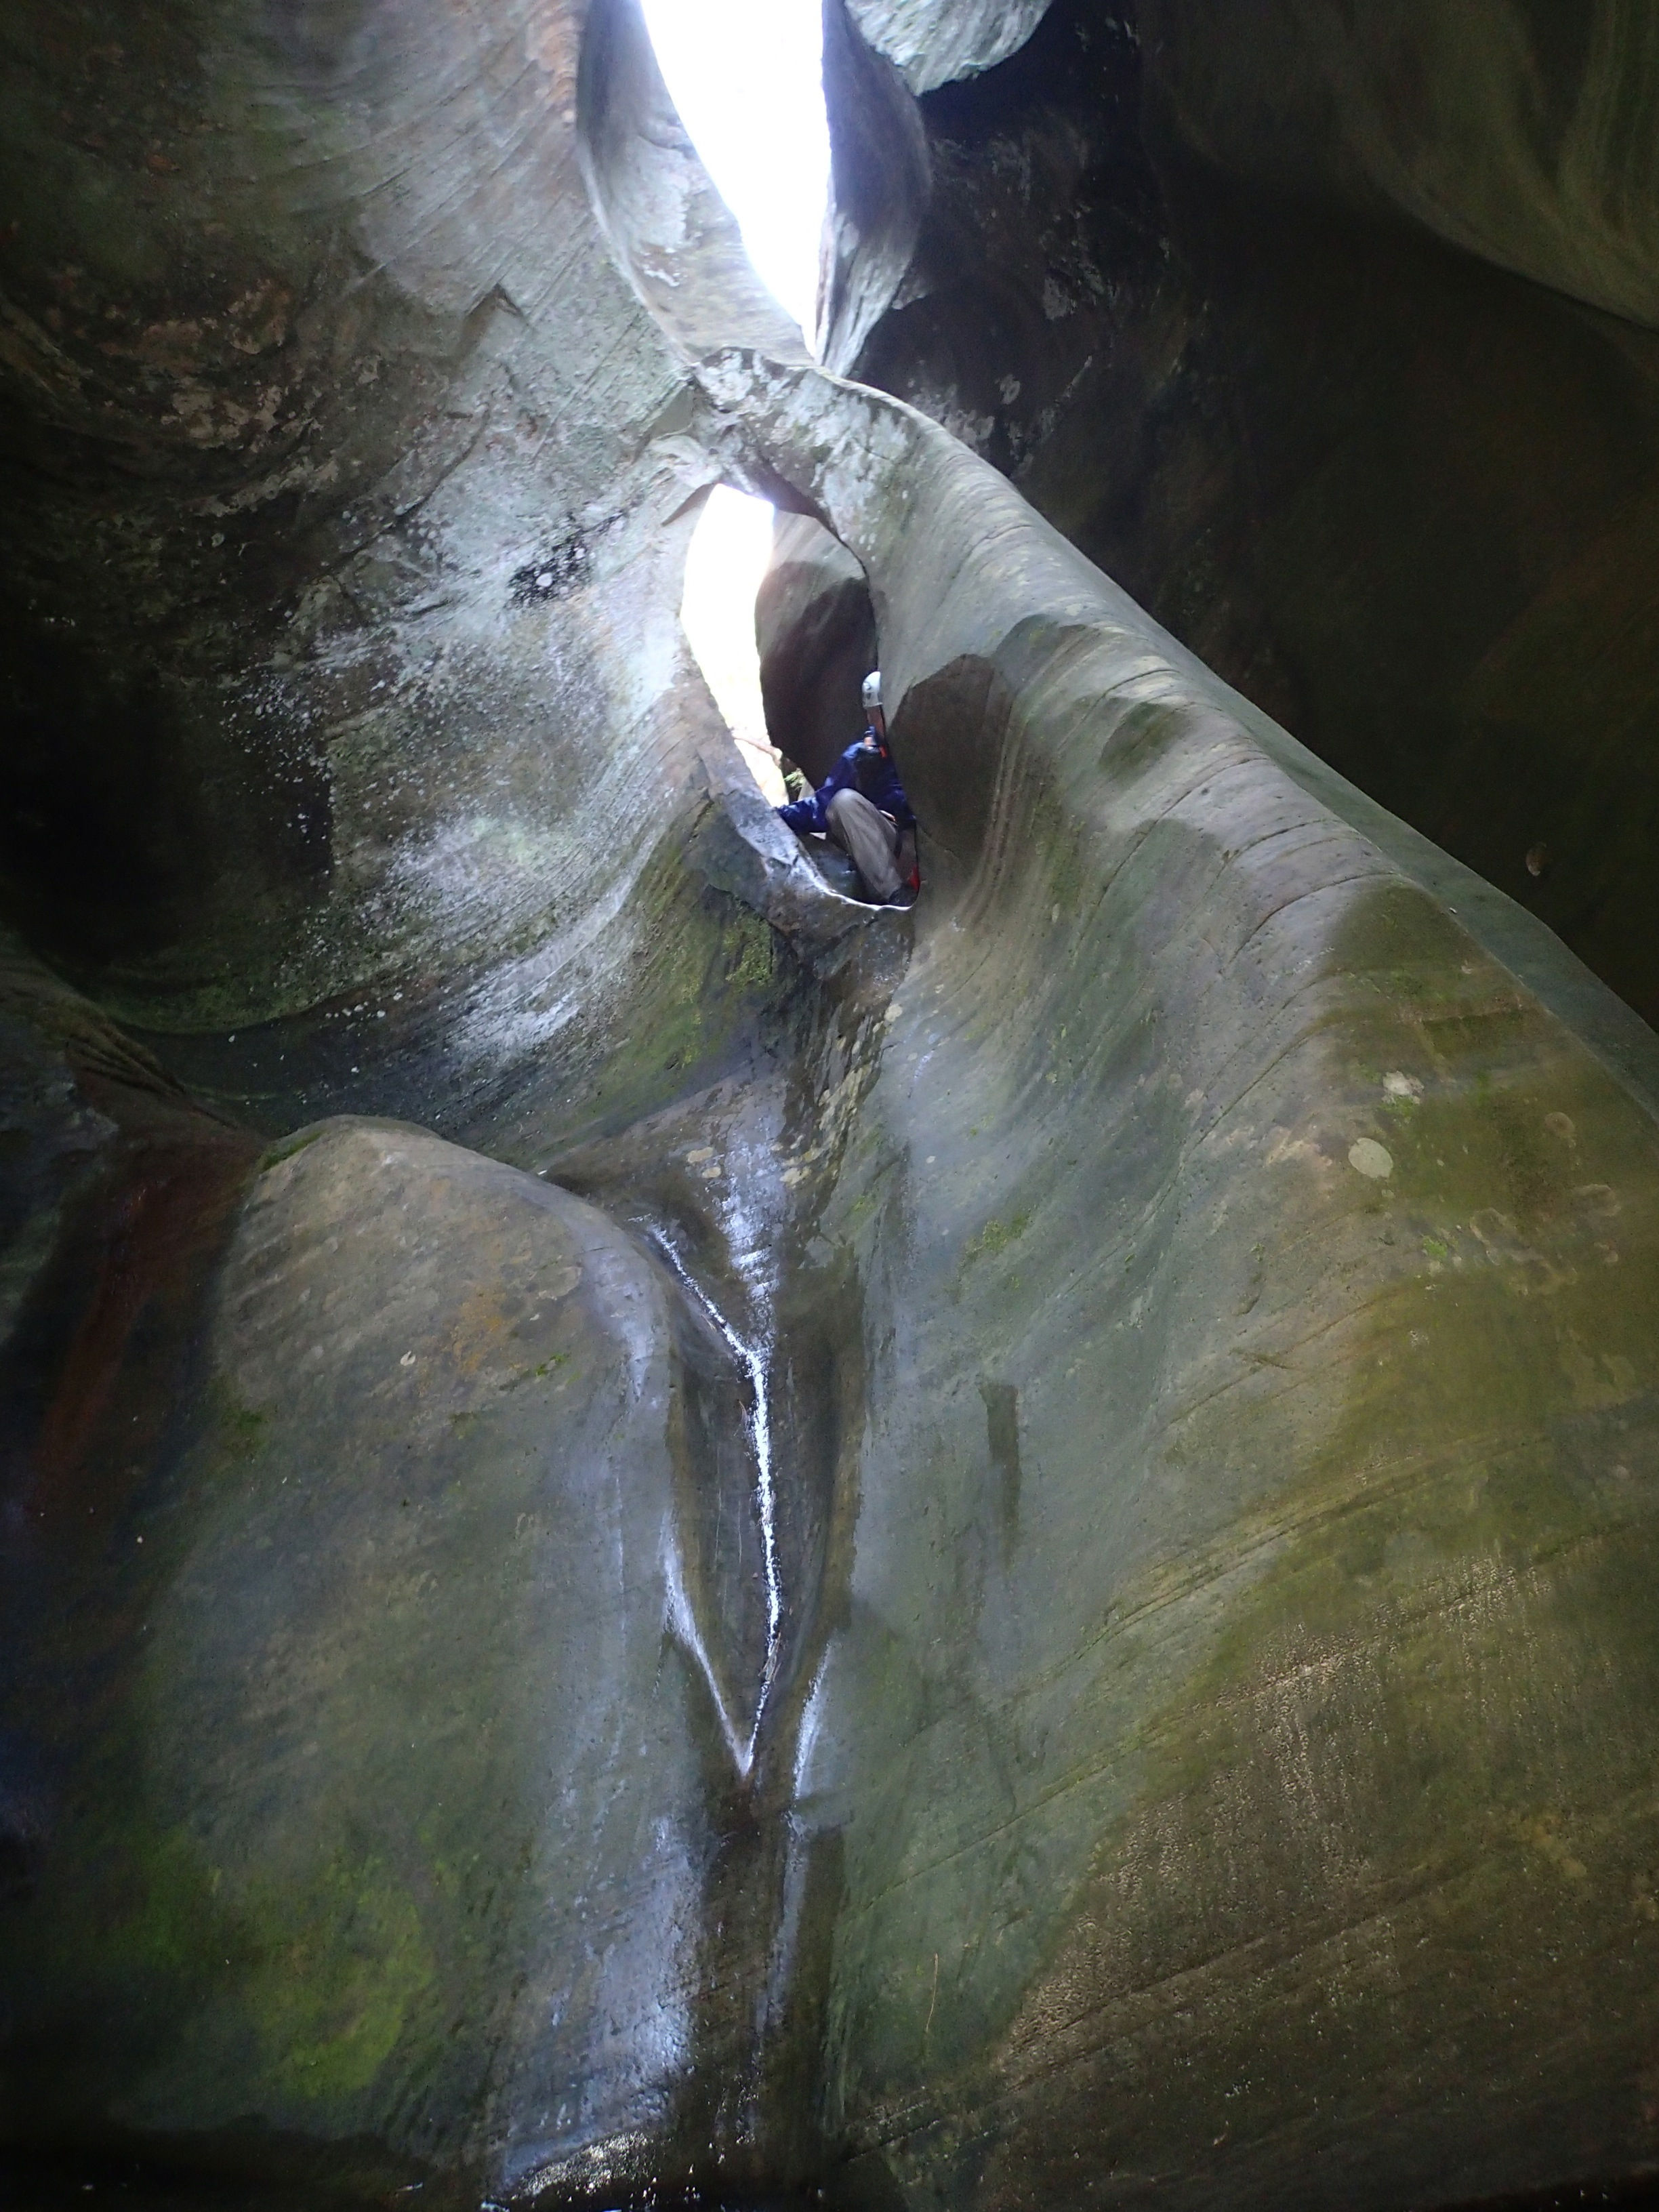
[861,670,882,714]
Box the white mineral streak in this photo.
[792,1651,832,1801]
[655,1229,784,1775]
[662,1530,754,1776]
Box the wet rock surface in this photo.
[703,350,1659,2211]
[3,3,1659,2211]
[5,1118,715,2184]
[0,0,737,1104]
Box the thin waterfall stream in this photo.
[653,1229,785,1775]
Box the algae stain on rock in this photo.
[958,1212,1032,1297]
[89,1821,432,2125]
[247,1850,433,2103]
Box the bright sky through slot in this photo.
[680,486,787,804]
[639,0,832,345]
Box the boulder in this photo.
[1,1113,774,2198]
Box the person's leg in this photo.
[826,789,902,900]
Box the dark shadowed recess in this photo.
[839,0,1659,1032]
[817,0,930,374]
[756,520,878,788]
[5,2148,1659,2212]
[0,2157,842,2212]
[0,622,331,975]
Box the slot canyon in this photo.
[4,4,1659,2210]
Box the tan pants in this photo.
[827,787,902,900]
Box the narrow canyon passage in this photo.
[3,5,1659,2212]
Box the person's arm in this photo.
[776,743,859,835]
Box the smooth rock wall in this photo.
[4,1115,711,2188]
[0,0,786,1172]
[0,945,865,2202]
[5,2,1659,2208]
[1146,0,1659,330]
[706,348,1659,2212]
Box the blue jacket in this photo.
[777,728,916,837]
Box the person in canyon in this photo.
[775,670,918,906]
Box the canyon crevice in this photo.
[3,7,1659,2212]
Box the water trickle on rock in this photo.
[653,1228,783,1774]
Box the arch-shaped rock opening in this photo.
[757,513,880,790]
[754,511,1023,907]
[681,484,790,806]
